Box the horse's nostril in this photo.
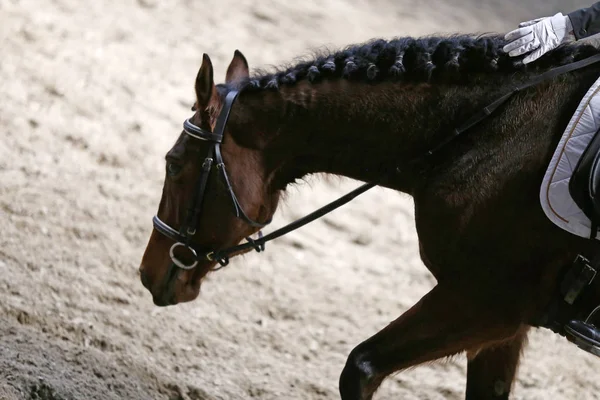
[140,268,152,290]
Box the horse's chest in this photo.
[412,188,495,276]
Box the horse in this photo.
[139,33,600,399]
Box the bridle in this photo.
[152,90,272,269]
[153,88,375,269]
[152,53,600,270]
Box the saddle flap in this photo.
[592,153,600,198]
[570,126,600,230]
[591,152,600,216]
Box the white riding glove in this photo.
[503,12,576,64]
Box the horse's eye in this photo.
[167,162,182,176]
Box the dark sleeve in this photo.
[568,2,600,39]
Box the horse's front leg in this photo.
[465,327,529,400]
[338,282,523,400]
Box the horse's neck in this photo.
[234,79,518,193]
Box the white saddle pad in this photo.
[540,76,600,240]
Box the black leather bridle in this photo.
[153,89,375,269]
[152,53,600,270]
[153,90,270,269]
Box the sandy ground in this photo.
[2,0,600,399]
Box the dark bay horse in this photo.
[139,34,600,399]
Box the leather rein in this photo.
[153,53,600,270]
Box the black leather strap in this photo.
[214,144,270,228]
[153,215,187,243]
[209,181,377,265]
[183,119,222,142]
[214,91,240,135]
[184,148,215,239]
[424,53,600,159]
[182,89,240,142]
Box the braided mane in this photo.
[231,34,600,91]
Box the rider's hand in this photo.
[503,12,576,64]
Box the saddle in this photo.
[540,74,600,240]
[570,126,600,238]
[534,59,600,359]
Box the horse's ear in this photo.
[225,50,249,84]
[195,54,217,110]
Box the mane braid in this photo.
[231,33,600,91]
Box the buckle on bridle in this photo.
[202,158,213,169]
[206,251,230,271]
[246,232,265,253]
[563,255,598,305]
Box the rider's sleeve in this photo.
[568,2,600,39]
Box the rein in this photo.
[153,53,600,269]
[423,53,600,159]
